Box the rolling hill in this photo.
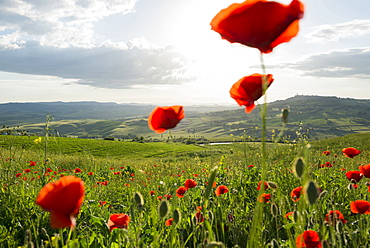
[1,95,370,141]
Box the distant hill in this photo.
[1,95,370,140]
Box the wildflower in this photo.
[29,161,36,166]
[345,170,363,183]
[15,173,22,177]
[23,168,31,173]
[350,200,370,214]
[320,162,332,168]
[164,194,172,200]
[257,181,269,190]
[230,74,274,113]
[150,191,155,196]
[322,151,330,156]
[210,0,304,53]
[148,105,185,134]
[324,210,347,225]
[195,207,204,223]
[33,137,42,144]
[107,213,130,231]
[284,212,294,221]
[87,172,94,176]
[248,164,254,168]
[176,186,187,198]
[36,176,84,229]
[290,186,303,202]
[99,201,107,207]
[184,179,197,189]
[359,164,370,178]
[342,147,361,158]
[215,185,229,196]
[165,218,173,226]
[296,230,322,248]
[258,193,271,203]
[46,168,53,172]
[74,168,82,173]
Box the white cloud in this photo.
[0,0,138,48]
[283,48,370,78]
[307,19,370,43]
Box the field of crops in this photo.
[1,132,370,247]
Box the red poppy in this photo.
[257,181,269,190]
[176,186,187,198]
[150,191,155,196]
[107,213,130,231]
[345,170,363,183]
[87,172,94,176]
[24,168,31,173]
[290,186,303,202]
[322,151,330,156]
[210,0,304,53]
[296,230,322,248]
[258,193,271,203]
[350,200,370,214]
[184,179,197,189]
[230,74,274,113]
[342,147,361,158]
[148,105,185,134]
[284,211,294,220]
[320,162,333,168]
[36,176,84,229]
[29,161,36,166]
[324,210,347,225]
[359,164,370,178]
[195,208,205,223]
[215,185,229,196]
[164,194,172,200]
[165,218,173,226]
[74,168,82,173]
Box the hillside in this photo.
[1,95,370,140]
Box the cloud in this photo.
[0,0,139,48]
[307,19,370,43]
[283,48,370,78]
[0,39,195,88]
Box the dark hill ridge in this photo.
[1,95,370,140]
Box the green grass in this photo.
[0,133,370,247]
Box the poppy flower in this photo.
[36,176,84,229]
[284,211,294,220]
[148,105,185,134]
[359,164,370,178]
[290,186,303,202]
[230,74,274,113]
[24,169,31,173]
[342,147,361,158]
[29,161,37,166]
[296,230,322,248]
[345,170,363,183]
[257,181,269,190]
[176,186,187,198]
[165,218,173,226]
[107,213,130,231]
[184,179,197,189]
[350,200,370,214]
[215,185,229,196]
[87,172,94,176]
[324,210,347,225]
[210,0,304,53]
[258,193,271,203]
[322,151,330,156]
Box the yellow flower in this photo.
[33,137,42,144]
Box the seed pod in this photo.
[134,192,144,206]
[173,209,181,225]
[158,200,170,219]
[282,108,289,123]
[293,157,305,179]
[305,181,319,205]
[267,181,278,190]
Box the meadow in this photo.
[1,132,370,247]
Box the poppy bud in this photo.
[293,211,300,223]
[270,203,279,217]
[293,157,305,179]
[267,181,278,190]
[208,210,214,223]
[305,181,319,205]
[282,108,289,123]
[134,192,144,206]
[318,190,328,200]
[173,209,181,225]
[158,200,170,219]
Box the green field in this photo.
[1,132,370,247]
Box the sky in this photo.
[0,0,369,106]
